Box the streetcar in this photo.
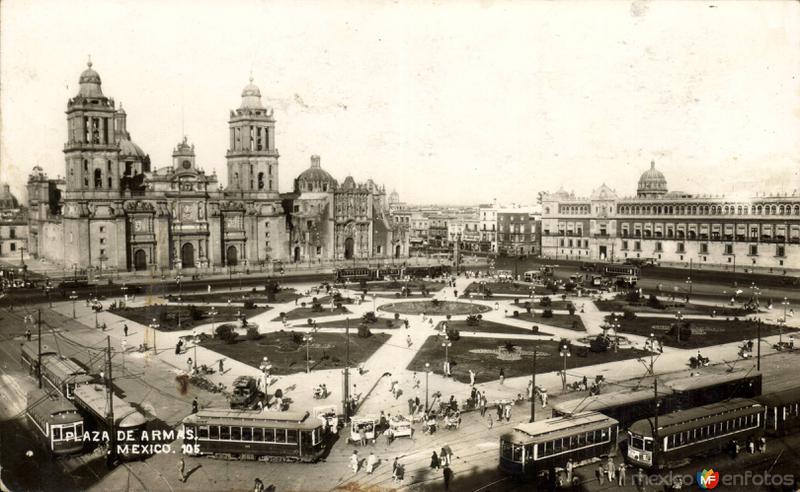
[40,355,94,399]
[72,384,149,460]
[553,371,762,429]
[626,398,764,469]
[756,386,800,436]
[26,388,84,455]
[602,264,640,280]
[182,409,325,462]
[22,341,96,399]
[20,341,56,375]
[499,412,618,476]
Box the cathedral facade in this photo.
[27,62,409,272]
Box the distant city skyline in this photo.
[1,1,798,205]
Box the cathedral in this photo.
[27,62,409,272]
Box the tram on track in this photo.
[182,409,325,462]
[26,388,84,455]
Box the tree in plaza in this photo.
[567,303,576,316]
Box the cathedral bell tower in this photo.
[225,77,279,197]
[63,59,121,199]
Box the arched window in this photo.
[257,172,265,190]
[94,168,102,188]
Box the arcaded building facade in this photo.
[541,161,800,273]
[27,62,408,272]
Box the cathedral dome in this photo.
[119,137,147,160]
[637,160,668,197]
[77,60,104,98]
[296,155,337,192]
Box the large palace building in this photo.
[27,62,409,272]
[541,162,800,273]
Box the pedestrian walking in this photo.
[617,463,626,486]
[487,412,493,429]
[25,329,31,341]
[504,403,511,422]
[407,334,412,348]
[496,403,503,421]
[541,389,548,408]
[430,451,440,470]
[219,358,224,373]
[123,324,128,337]
[443,466,453,491]
[469,369,475,386]
[596,463,605,485]
[748,439,755,454]
[606,456,615,481]
[366,452,377,474]
[191,397,198,414]
[253,478,264,492]
[392,457,402,485]
[565,459,573,482]
[350,450,359,473]
[581,375,588,391]
[760,436,766,453]
[178,457,187,482]
[499,367,505,385]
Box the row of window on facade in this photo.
[617,203,800,216]
[618,240,786,258]
[555,202,800,217]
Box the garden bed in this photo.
[595,297,751,317]
[441,319,554,337]
[201,331,390,375]
[168,287,301,305]
[612,315,798,349]
[378,300,491,316]
[407,336,650,384]
[271,306,352,322]
[110,305,270,332]
[511,312,586,331]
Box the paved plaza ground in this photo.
[2,269,800,492]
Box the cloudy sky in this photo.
[1,0,798,204]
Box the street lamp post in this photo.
[176,275,182,330]
[425,362,431,412]
[675,311,683,344]
[192,330,198,370]
[148,318,159,354]
[260,356,272,397]
[69,291,78,318]
[560,343,571,392]
[208,307,218,337]
[781,297,790,345]
[685,277,692,302]
[442,336,452,377]
[611,315,620,352]
[303,334,313,373]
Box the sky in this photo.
[1,0,799,205]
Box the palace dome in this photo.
[637,161,668,197]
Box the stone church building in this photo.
[27,62,409,272]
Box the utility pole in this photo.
[653,378,659,469]
[37,309,42,389]
[342,317,350,423]
[106,335,117,466]
[757,320,761,371]
[529,347,537,423]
